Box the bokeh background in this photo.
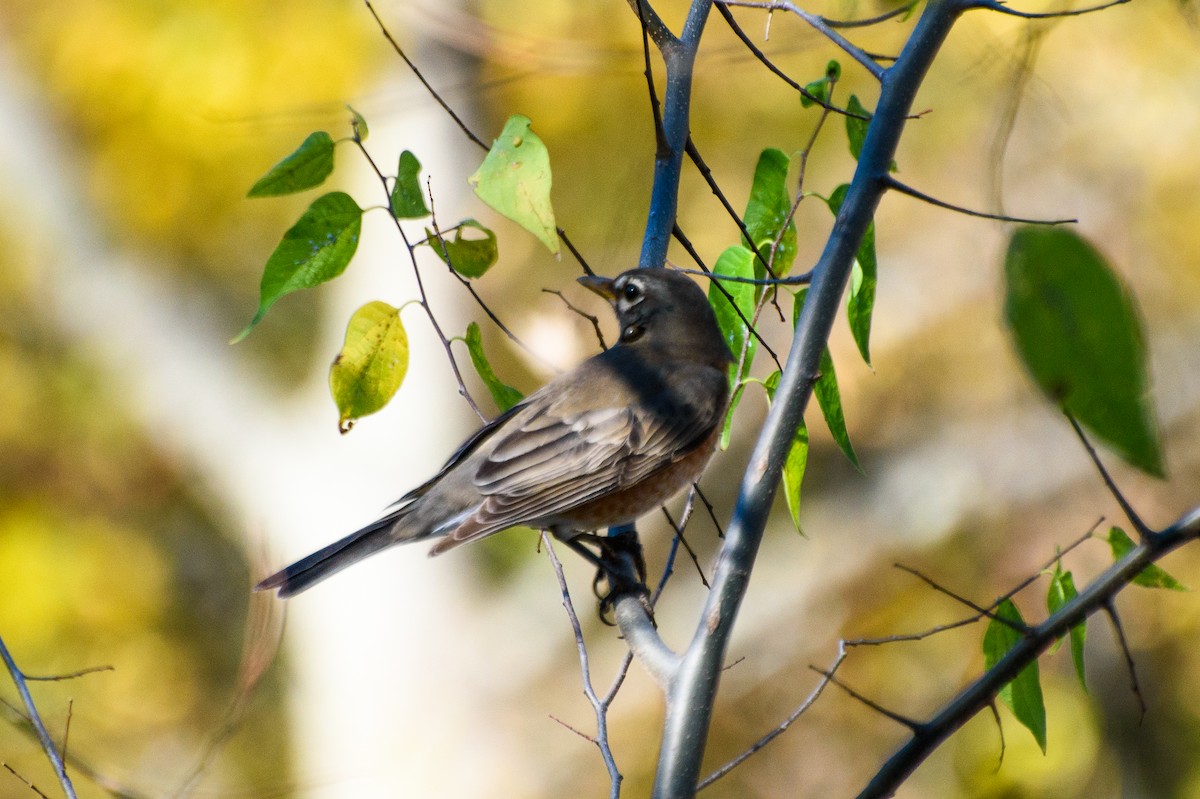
[1,0,1199,796]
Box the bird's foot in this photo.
[555,528,652,626]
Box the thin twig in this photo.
[682,136,777,281]
[1066,413,1154,539]
[3,763,52,799]
[883,175,1077,225]
[713,2,875,114]
[543,535,623,798]
[661,502,710,588]
[853,524,1098,646]
[363,1,487,150]
[363,0,594,276]
[670,225,784,371]
[1103,600,1146,721]
[1,698,152,799]
[698,645,848,790]
[719,0,885,80]
[23,665,113,682]
[893,564,1032,634]
[0,635,77,799]
[811,666,924,730]
[543,289,607,350]
[969,0,1131,18]
[692,484,727,539]
[822,3,920,28]
[353,141,486,422]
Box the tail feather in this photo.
[255,509,410,598]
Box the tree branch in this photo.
[718,0,886,80]
[0,635,78,799]
[649,2,969,795]
[637,0,714,269]
[883,174,1077,225]
[968,0,1131,18]
[855,504,1200,799]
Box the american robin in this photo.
[256,268,733,598]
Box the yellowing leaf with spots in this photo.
[330,301,409,433]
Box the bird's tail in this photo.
[255,508,410,598]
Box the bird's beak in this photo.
[577,275,617,300]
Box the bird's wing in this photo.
[435,360,727,549]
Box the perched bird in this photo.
[256,268,733,598]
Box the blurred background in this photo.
[1,0,1199,796]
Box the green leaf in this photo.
[464,322,523,412]
[348,105,369,142]
[469,114,559,253]
[815,348,862,473]
[1107,527,1187,590]
[719,381,747,451]
[247,131,335,198]
[424,220,498,279]
[800,77,829,109]
[782,416,809,534]
[800,60,841,108]
[826,184,878,366]
[1004,227,1164,477]
[763,370,808,534]
[845,95,870,162]
[793,286,861,472]
[234,192,362,341]
[1046,563,1087,691]
[708,245,758,387]
[392,150,430,219]
[743,148,798,280]
[843,97,896,171]
[329,301,409,434]
[983,599,1047,753]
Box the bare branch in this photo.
[882,174,1077,225]
[893,564,1031,634]
[543,534,624,797]
[852,525,1098,646]
[718,0,885,80]
[2,763,52,799]
[1066,412,1154,539]
[363,1,487,151]
[823,3,920,28]
[812,666,924,731]
[713,3,867,116]
[669,226,784,372]
[970,0,1132,18]
[697,645,848,790]
[543,289,607,350]
[856,504,1200,799]
[23,665,113,682]
[1103,600,1146,720]
[0,635,78,799]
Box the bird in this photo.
[255,268,733,598]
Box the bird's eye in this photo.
[622,281,642,301]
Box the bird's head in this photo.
[578,269,733,368]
